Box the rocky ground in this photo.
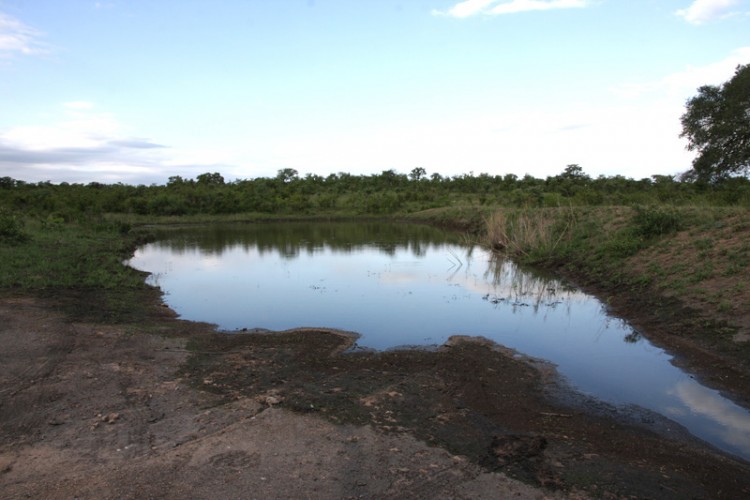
[1,294,749,499]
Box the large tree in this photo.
[680,63,750,183]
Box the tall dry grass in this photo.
[484,207,576,259]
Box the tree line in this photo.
[2,164,749,220]
[1,63,748,219]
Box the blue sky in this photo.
[1,0,749,185]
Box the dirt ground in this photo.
[1,294,749,499]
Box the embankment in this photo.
[478,205,750,405]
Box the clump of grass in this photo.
[484,207,576,260]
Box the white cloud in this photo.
[673,381,750,455]
[0,12,48,58]
[610,46,750,100]
[0,103,228,184]
[676,0,741,25]
[3,106,121,151]
[433,0,589,18]
[247,98,691,181]
[488,0,588,15]
[433,0,497,18]
[257,52,750,181]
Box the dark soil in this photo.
[2,288,749,499]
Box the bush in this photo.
[0,210,28,243]
[632,206,682,239]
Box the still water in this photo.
[128,222,750,461]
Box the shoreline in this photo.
[3,292,749,498]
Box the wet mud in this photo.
[2,293,749,499]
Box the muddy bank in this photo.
[2,294,749,498]
[555,268,750,412]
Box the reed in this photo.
[484,207,575,260]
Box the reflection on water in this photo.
[145,221,451,259]
[128,222,750,461]
[669,382,750,458]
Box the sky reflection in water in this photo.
[128,222,750,461]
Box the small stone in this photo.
[256,394,284,406]
[102,412,120,424]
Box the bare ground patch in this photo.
[1,296,749,498]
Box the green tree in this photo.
[558,164,588,180]
[167,175,186,186]
[196,172,225,185]
[409,167,426,181]
[680,64,750,183]
[547,164,590,197]
[377,169,405,187]
[276,168,299,184]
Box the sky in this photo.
[0,0,749,185]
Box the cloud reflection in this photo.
[672,381,750,455]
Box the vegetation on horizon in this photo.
[2,163,749,223]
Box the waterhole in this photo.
[128,221,750,461]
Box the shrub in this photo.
[0,210,28,243]
[632,206,682,239]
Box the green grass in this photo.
[0,214,166,324]
[0,216,148,290]
[483,205,749,287]
[482,205,750,361]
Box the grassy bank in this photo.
[0,213,161,322]
[4,207,748,346]
[483,205,750,358]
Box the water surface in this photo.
[128,221,750,461]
